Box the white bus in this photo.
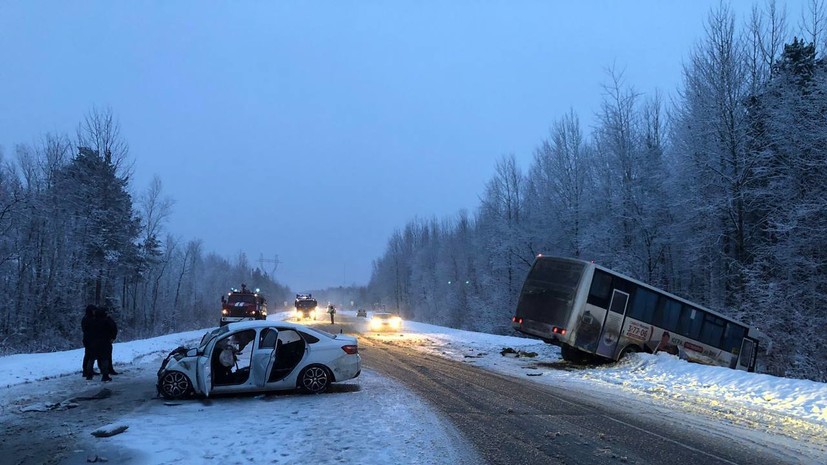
[512,255,766,371]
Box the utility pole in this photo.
[258,254,281,279]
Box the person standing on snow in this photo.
[100,307,119,375]
[328,304,336,325]
[84,307,112,382]
[81,305,97,378]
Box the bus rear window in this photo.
[516,258,585,324]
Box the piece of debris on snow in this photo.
[19,398,79,412]
[164,401,183,406]
[86,454,109,462]
[20,402,56,412]
[91,424,128,438]
[500,347,539,358]
[526,372,542,377]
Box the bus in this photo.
[511,255,767,371]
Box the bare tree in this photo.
[747,0,789,84]
[800,0,826,49]
[76,106,132,174]
[139,175,174,252]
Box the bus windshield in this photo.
[517,257,585,324]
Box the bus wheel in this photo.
[619,345,640,361]
[560,344,588,364]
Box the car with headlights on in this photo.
[157,320,361,399]
[369,312,402,332]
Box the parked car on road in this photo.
[356,309,367,318]
[157,321,361,399]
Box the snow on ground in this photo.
[0,313,481,465]
[1,310,826,464]
[95,370,477,465]
[378,319,827,425]
[370,318,827,442]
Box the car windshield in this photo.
[374,313,394,319]
[199,326,229,351]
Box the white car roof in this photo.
[223,320,305,331]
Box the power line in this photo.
[258,253,281,278]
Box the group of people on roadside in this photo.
[81,304,119,382]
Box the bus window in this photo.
[676,306,703,339]
[700,314,726,348]
[629,287,658,322]
[722,322,747,353]
[688,308,703,339]
[659,298,681,332]
[587,270,614,308]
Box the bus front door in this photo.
[737,337,757,372]
[596,289,630,359]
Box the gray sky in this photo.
[0,1,807,291]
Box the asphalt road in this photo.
[337,317,817,465]
[3,315,822,465]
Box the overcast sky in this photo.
[0,1,810,291]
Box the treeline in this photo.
[0,108,290,354]
[366,3,827,381]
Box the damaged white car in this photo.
[157,320,361,399]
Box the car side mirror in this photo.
[187,348,198,357]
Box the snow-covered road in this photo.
[1,310,825,464]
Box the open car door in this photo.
[196,338,217,397]
[266,329,307,384]
[255,328,279,388]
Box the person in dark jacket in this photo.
[83,307,113,381]
[99,307,119,376]
[81,304,97,378]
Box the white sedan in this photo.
[157,320,361,399]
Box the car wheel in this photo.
[159,371,192,399]
[299,366,330,394]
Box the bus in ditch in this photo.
[511,255,767,371]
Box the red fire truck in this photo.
[220,284,268,326]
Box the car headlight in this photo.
[222,309,228,316]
